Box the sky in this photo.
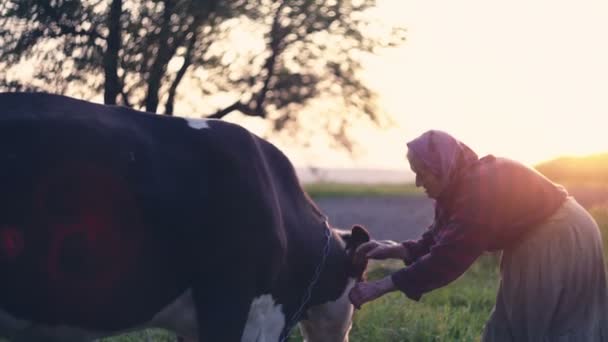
[9,0,607,175]
[234,0,608,172]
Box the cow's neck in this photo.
[294,221,351,308]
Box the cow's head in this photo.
[299,224,370,342]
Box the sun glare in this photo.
[348,0,608,169]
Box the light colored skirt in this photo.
[482,197,608,341]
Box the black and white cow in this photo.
[0,92,370,342]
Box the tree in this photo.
[0,0,405,151]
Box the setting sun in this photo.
[237,0,608,174]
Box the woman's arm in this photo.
[353,239,409,263]
[349,204,490,309]
[391,220,486,301]
[400,228,436,265]
[349,220,485,308]
[353,224,437,266]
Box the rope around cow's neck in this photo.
[279,219,332,342]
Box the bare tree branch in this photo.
[204,1,288,119]
[253,0,288,116]
[207,100,258,119]
[164,9,208,116]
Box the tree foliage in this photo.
[0,0,405,150]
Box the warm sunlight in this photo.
[6,0,608,178]
[238,0,608,174]
[360,0,608,167]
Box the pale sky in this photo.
[235,0,608,171]
[10,0,607,173]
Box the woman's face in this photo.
[407,152,442,199]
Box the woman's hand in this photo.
[353,240,409,264]
[348,276,397,309]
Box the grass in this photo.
[289,255,500,342]
[304,182,422,198]
[98,329,174,341]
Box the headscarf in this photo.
[406,130,479,191]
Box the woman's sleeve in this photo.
[401,228,436,265]
[391,220,487,301]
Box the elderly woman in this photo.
[349,130,608,341]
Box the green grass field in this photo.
[289,254,501,342]
[303,182,423,198]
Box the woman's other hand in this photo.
[348,276,397,309]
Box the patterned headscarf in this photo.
[406,130,479,191]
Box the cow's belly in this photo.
[0,290,290,341]
[0,308,103,341]
[0,289,199,341]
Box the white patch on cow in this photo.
[186,118,210,129]
[241,294,285,342]
[150,289,198,340]
[298,278,357,342]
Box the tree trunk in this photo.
[144,0,181,113]
[254,1,287,113]
[103,0,122,105]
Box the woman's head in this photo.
[406,130,478,199]
[407,149,442,198]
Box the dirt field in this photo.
[315,195,435,242]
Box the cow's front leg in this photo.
[191,275,288,342]
[191,277,257,342]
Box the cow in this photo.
[0,92,371,342]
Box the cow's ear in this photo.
[349,225,370,248]
[346,225,371,280]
